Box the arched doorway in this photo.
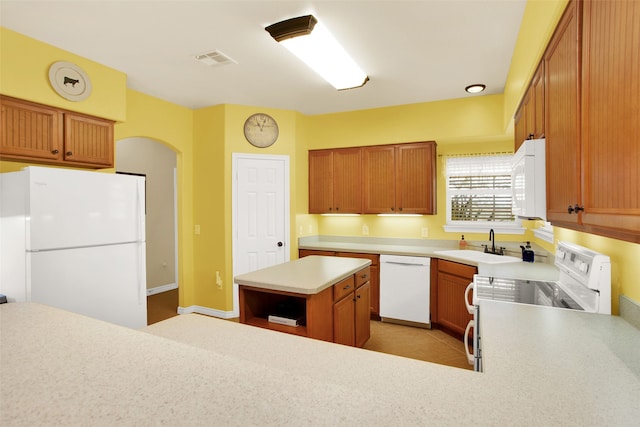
[116,137,178,324]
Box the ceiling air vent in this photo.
[195,50,237,66]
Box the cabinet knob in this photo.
[66,151,73,156]
[277,241,283,247]
[51,149,59,155]
[568,204,585,214]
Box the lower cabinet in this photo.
[299,249,380,319]
[432,259,477,338]
[333,270,371,347]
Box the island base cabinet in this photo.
[239,285,333,342]
[333,273,371,347]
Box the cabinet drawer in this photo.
[438,259,477,279]
[336,252,379,266]
[355,266,371,288]
[333,276,355,302]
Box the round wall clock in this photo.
[243,113,279,148]
[48,61,92,102]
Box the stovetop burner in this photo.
[473,276,584,311]
[473,241,611,314]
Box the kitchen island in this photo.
[2,301,639,425]
[234,255,371,346]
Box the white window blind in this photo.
[446,155,514,223]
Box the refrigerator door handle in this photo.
[138,242,145,306]
[136,178,146,242]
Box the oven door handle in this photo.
[464,320,475,365]
[465,282,474,314]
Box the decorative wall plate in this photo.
[48,61,92,101]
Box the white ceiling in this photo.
[0,0,527,115]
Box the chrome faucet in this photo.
[489,229,495,254]
[483,228,505,255]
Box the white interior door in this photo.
[232,153,290,316]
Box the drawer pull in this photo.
[343,285,351,290]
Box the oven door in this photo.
[463,282,482,372]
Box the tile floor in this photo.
[147,289,472,371]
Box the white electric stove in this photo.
[465,241,611,371]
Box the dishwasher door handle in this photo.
[382,261,426,267]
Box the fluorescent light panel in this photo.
[266,15,368,90]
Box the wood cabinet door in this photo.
[523,90,535,140]
[396,142,436,214]
[514,106,526,152]
[308,150,334,213]
[0,96,63,162]
[532,62,545,139]
[436,271,473,337]
[580,0,640,241]
[332,147,362,213]
[362,145,396,213]
[333,293,355,346]
[544,0,582,227]
[299,249,336,258]
[354,281,371,348]
[64,113,114,167]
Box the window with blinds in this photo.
[446,155,515,224]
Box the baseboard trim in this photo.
[177,305,235,319]
[147,283,178,296]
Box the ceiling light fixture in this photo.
[265,15,368,90]
[465,84,486,94]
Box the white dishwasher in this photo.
[379,254,431,326]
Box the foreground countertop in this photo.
[2,302,639,426]
[233,255,371,294]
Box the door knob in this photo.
[277,241,283,247]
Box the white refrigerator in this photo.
[0,166,147,329]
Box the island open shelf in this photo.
[239,285,333,340]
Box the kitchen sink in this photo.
[433,250,522,264]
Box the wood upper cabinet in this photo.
[0,96,114,168]
[514,62,545,152]
[579,0,640,241]
[544,0,582,227]
[1,96,63,162]
[543,0,640,242]
[308,147,361,214]
[362,141,437,214]
[63,112,114,167]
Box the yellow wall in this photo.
[114,90,195,308]
[0,28,127,121]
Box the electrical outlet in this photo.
[362,224,369,235]
[421,227,429,237]
[215,271,223,289]
[195,224,201,235]
[299,225,303,236]
[308,225,312,234]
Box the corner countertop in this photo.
[299,235,559,281]
[233,255,371,294]
[3,301,638,425]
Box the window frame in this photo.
[442,154,525,235]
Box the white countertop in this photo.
[233,255,371,294]
[2,302,638,425]
[299,235,558,281]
